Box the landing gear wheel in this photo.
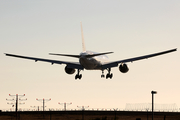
[106,73,110,79]
[75,74,78,80]
[101,74,105,78]
[75,69,82,80]
[101,70,105,78]
[79,74,82,79]
[75,74,82,80]
[110,73,113,79]
[106,68,113,79]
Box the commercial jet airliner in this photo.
[5,22,177,79]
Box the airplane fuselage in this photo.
[79,51,109,70]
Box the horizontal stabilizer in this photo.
[85,52,113,58]
[49,52,113,58]
[49,53,80,58]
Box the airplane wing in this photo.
[102,48,177,69]
[5,53,84,70]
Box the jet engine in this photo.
[119,63,129,73]
[65,66,75,74]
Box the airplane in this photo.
[5,22,177,80]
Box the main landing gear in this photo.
[101,68,113,79]
[75,69,82,80]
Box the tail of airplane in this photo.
[49,22,113,58]
[80,22,86,52]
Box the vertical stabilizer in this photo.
[80,22,86,52]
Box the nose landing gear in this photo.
[101,70,105,78]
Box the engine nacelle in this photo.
[119,63,129,73]
[65,66,75,74]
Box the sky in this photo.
[1,0,180,111]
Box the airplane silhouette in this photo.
[5,22,177,79]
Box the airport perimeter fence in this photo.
[1,107,180,113]
[125,103,179,112]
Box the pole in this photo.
[16,94,18,120]
[152,93,153,120]
[114,108,118,120]
[147,109,148,120]
[7,94,26,120]
[36,98,51,111]
[16,94,18,113]
[58,102,72,111]
[64,103,66,111]
[43,99,45,111]
[77,105,89,120]
[151,91,157,120]
[82,106,84,120]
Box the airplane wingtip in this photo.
[172,48,177,52]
